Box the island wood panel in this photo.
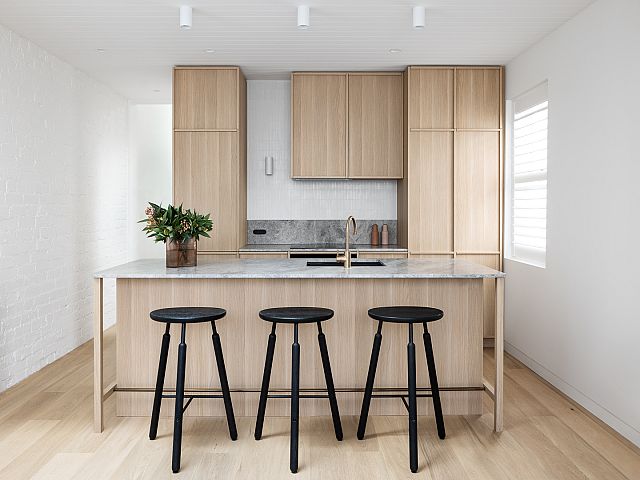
[454,131,500,252]
[455,68,501,130]
[458,254,500,338]
[173,132,239,252]
[173,67,238,131]
[408,67,454,129]
[291,73,347,178]
[348,74,403,178]
[116,277,483,418]
[408,131,454,253]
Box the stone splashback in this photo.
[247,220,397,245]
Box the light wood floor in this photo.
[1,329,639,479]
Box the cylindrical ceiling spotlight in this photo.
[180,6,193,30]
[297,6,310,29]
[412,6,426,29]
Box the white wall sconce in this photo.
[413,6,426,29]
[265,156,274,175]
[180,6,193,30]
[298,6,310,29]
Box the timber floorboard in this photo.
[0,328,639,479]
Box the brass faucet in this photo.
[336,216,357,268]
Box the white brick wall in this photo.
[0,25,129,391]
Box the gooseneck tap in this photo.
[336,216,357,269]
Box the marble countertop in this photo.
[239,243,408,253]
[95,258,505,279]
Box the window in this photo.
[509,82,548,267]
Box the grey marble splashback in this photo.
[247,220,397,245]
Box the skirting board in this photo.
[505,342,640,448]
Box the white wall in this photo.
[504,0,640,446]
[127,104,172,260]
[247,80,397,220]
[0,25,129,391]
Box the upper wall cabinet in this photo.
[348,74,403,178]
[174,68,239,130]
[291,73,347,178]
[408,68,454,130]
[455,68,501,129]
[291,72,403,179]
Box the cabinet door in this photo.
[348,74,403,178]
[455,132,500,252]
[174,68,238,130]
[408,132,454,253]
[291,74,347,178]
[455,68,501,129]
[408,68,454,129]
[174,132,238,251]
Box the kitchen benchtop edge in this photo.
[94,258,505,279]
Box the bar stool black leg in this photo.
[255,323,277,440]
[357,320,383,440]
[408,323,418,473]
[211,321,238,441]
[317,322,343,441]
[423,322,445,439]
[290,324,301,474]
[172,323,187,474]
[149,323,171,440]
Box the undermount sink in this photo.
[306,260,385,267]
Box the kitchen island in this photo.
[93,258,505,434]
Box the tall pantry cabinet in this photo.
[173,67,247,255]
[398,66,504,338]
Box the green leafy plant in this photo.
[140,202,213,243]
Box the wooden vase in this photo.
[166,237,197,268]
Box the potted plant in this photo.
[140,202,213,268]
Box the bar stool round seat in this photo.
[148,306,237,474]
[368,306,443,324]
[358,305,446,474]
[150,306,226,323]
[255,306,342,474]
[259,307,334,323]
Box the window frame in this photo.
[506,81,549,268]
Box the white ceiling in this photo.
[0,0,593,103]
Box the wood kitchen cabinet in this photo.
[173,66,247,253]
[174,67,239,130]
[291,73,347,178]
[398,66,504,338]
[455,68,501,130]
[291,72,403,179]
[348,73,403,178]
[454,131,501,253]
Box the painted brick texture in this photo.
[0,25,129,391]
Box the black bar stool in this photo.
[357,306,446,473]
[148,307,237,473]
[254,307,343,474]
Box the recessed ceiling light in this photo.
[389,48,402,54]
[180,6,193,30]
[413,6,426,29]
[203,49,216,54]
[96,48,105,53]
[297,6,310,29]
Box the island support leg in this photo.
[93,277,104,433]
[494,277,504,432]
